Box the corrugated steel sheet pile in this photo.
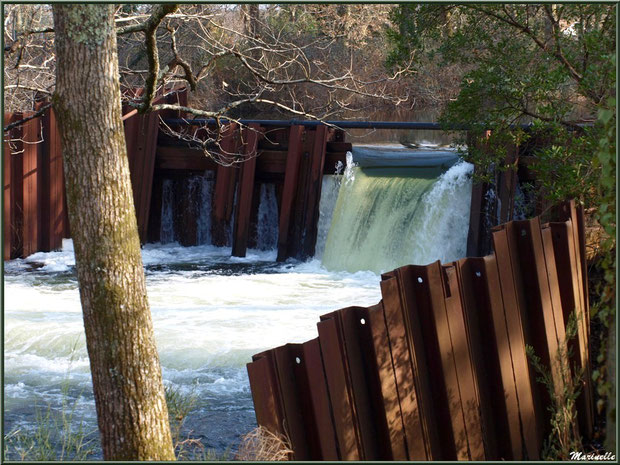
[247,200,593,460]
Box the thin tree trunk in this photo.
[52,5,175,460]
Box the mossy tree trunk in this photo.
[52,5,175,460]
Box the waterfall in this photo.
[320,147,473,274]
[197,172,214,245]
[256,183,279,250]
[159,173,214,245]
[314,175,342,259]
[160,179,175,243]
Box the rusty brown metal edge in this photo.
[317,314,363,459]
[381,268,444,460]
[231,124,259,257]
[441,262,486,460]
[492,226,543,459]
[455,256,519,460]
[276,125,303,262]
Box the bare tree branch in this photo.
[139,4,179,112]
[3,102,52,132]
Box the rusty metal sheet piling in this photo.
[232,124,260,257]
[381,269,443,460]
[247,201,593,461]
[276,125,303,262]
[300,339,339,459]
[21,114,40,257]
[456,256,518,460]
[366,301,409,460]
[123,106,160,244]
[317,313,363,459]
[211,123,239,246]
[548,220,594,438]
[492,226,543,459]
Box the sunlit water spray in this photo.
[321,147,473,273]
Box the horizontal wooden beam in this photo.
[155,146,218,171]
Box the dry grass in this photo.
[234,426,293,461]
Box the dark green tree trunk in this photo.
[52,5,175,460]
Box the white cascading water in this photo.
[196,172,214,245]
[321,149,473,273]
[255,183,279,250]
[315,175,342,259]
[160,179,175,243]
[4,145,474,459]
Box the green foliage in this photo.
[387,4,615,208]
[388,3,616,449]
[526,314,583,460]
[4,400,96,461]
[589,88,616,423]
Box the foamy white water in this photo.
[322,159,473,273]
[4,145,474,458]
[4,241,381,457]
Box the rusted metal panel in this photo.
[212,123,238,246]
[4,113,22,260]
[124,108,160,244]
[492,226,543,459]
[343,305,395,460]
[548,220,594,438]
[441,263,486,460]
[553,201,589,331]
[365,301,408,460]
[276,125,303,262]
[301,339,339,459]
[381,270,441,460]
[272,344,311,459]
[320,306,392,460]
[317,315,362,460]
[255,149,287,174]
[155,146,218,171]
[247,351,285,436]
[404,263,470,460]
[41,106,65,252]
[302,125,328,257]
[509,218,565,414]
[22,114,40,257]
[456,256,519,460]
[287,126,328,260]
[232,124,259,257]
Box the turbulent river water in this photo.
[3,145,473,459]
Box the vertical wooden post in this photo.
[277,125,303,261]
[212,123,239,246]
[232,124,259,257]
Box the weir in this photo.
[320,148,472,273]
[4,90,593,461]
[3,86,537,262]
